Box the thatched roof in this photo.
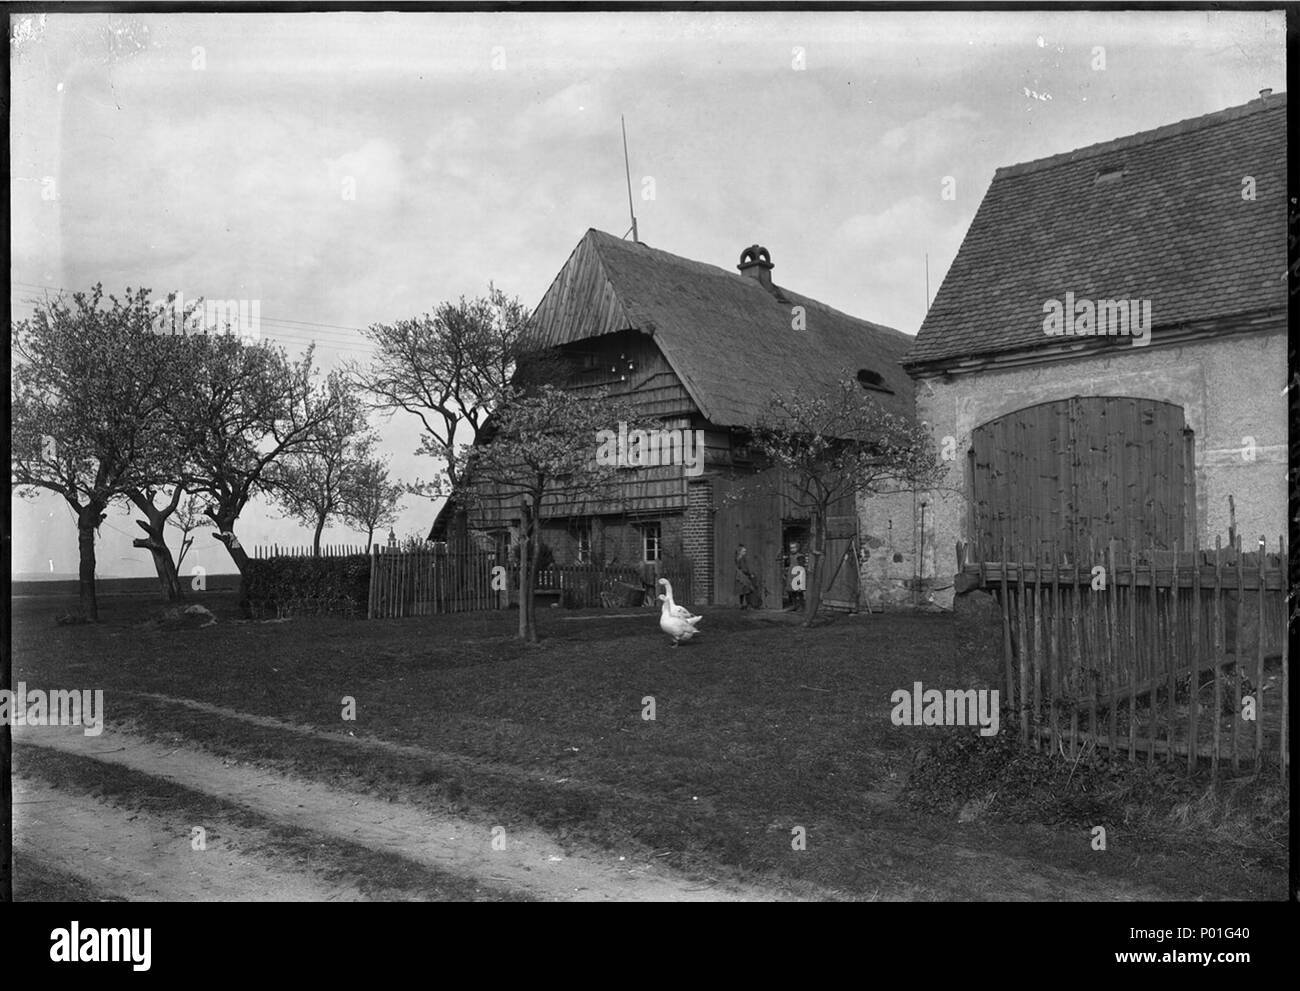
[906,93,1287,371]
[528,229,915,425]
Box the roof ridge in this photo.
[588,228,908,339]
[996,92,1286,179]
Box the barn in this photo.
[903,92,1288,608]
[438,228,919,608]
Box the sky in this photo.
[8,8,1286,578]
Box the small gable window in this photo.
[856,368,894,395]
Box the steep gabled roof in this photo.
[905,94,1287,370]
[529,229,915,425]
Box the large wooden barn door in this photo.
[969,396,1194,561]
[713,477,781,607]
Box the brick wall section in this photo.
[684,480,714,604]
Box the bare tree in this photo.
[272,373,373,556]
[339,454,405,552]
[348,285,548,546]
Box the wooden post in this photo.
[1212,536,1223,781]
[1256,535,1265,768]
[1148,548,1158,765]
[1188,534,1200,772]
[1166,542,1178,765]
[1280,541,1289,782]
[1106,539,1118,756]
[1070,546,1081,759]
[1018,545,1029,747]
[1087,535,1098,748]
[1050,538,1060,754]
[1033,539,1043,751]
[1001,539,1014,708]
[1128,544,1138,762]
[1233,536,1243,772]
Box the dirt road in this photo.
[14,724,797,902]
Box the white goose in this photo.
[657,578,702,646]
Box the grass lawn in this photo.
[10,587,1288,900]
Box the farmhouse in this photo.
[904,92,1288,608]
[436,229,920,607]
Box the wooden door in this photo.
[713,477,781,607]
[969,396,1194,561]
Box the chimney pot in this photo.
[737,244,774,289]
[1260,88,1272,101]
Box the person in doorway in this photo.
[784,541,807,611]
[735,544,757,609]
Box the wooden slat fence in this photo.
[367,549,695,619]
[958,535,1288,780]
[254,544,370,558]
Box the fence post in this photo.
[1256,535,1266,769]
[1212,536,1223,781]
[1188,535,1201,772]
[1280,536,1288,782]
[1166,543,1178,764]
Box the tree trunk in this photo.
[207,507,252,617]
[127,490,185,601]
[517,510,530,641]
[526,514,542,644]
[313,513,326,556]
[802,510,827,628]
[76,502,105,622]
[366,526,375,553]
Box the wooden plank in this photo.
[1166,542,1178,764]
[1281,546,1289,781]
[1188,534,1200,771]
[1106,538,1118,756]
[1032,532,1043,750]
[1148,549,1157,765]
[1123,543,1133,759]
[1233,539,1243,772]
[1050,538,1060,754]
[1256,535,1265,765]
[1087,535,1098,745]
[1069,544,1081,759]
[1001,539,1013,705]
[1017,545,1029,746]
[1212,536,1223,780]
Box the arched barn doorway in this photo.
[967,396,1196,561]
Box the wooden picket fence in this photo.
[368,547,500,618]
[958,534,1288,780]
[367,548,696,619]
[253,544,370,558]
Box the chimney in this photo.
[737,244,774,290]
[1259,88,1272,102]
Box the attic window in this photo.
[856,369,894,394]
[1094,166,1125,186]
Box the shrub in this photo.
[244,553,371,619]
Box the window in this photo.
[576,525,592,564]
[856,368,895,394]
[641,522,661,563]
